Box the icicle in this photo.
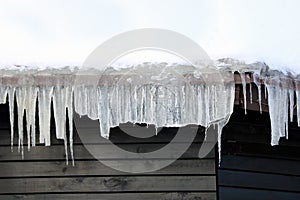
[218,83,235,165]
[266,81,289,145]
[253,79,262,114]
[108,85,118,127]
[249,82,253,104]
[289,89,294,122]
[296,89,300,126]
[25,87,38,148]
[53,86,66,140]
[38,86,53,146]
[66,86,74,166]
[205,85,210,127]
[16,87,27,158]
[284,88,289,140]
[295,75,300,127]
[87,86,99,120]
[239,72,247,114]
[8,87,15,151]
[258,85,262,114]
[97,85,110,139]
[267,85,280,145]
[264,84,268,99]
[25,88,31,150]
[53,85,69,165]
[217,123,223,166]
[252,72,263,114]
[0,86,8,104]
[74,85,88,116]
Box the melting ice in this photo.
[0,60,299,164]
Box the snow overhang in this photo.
[0,59,299,164]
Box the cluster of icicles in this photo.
[0,84,74,165]
[0,59,299,165]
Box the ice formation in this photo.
[218,58,298,146]
[0,59,299,164]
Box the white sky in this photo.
[0,0,300,73]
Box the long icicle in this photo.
[26,87,38,148]
[8,87,15,152]
[240,72,247,114]
[38,86,53,146]
[289,89,294,122]
[53,85,69,165]
[16,87,27,158]
[66,86,74,166]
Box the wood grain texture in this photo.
[0,159,215,177]
[219,107,300,200]
[0,176,216,194]
[219,187,300,200]
[0,192,217,200]
[219,170,300,192]
[220,155,300,176]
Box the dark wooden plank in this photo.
[220,155,300,176]
[222,142,300,161]
[0,159,215,177]
[219,170,300,192]
[0,192,216,200]
[0,176,216,193]
[221,108,300,161]
[0,143,215,161]
[219,187,300,200]
[223,123,300,147]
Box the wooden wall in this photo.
[0,102,217,200]
[219,107,300,200]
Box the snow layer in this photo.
[0,60,299,164]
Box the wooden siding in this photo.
[0,103,217,200]
[219,108,300,200]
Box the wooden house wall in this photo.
[0,102,217,200]
[219,83,300,200]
